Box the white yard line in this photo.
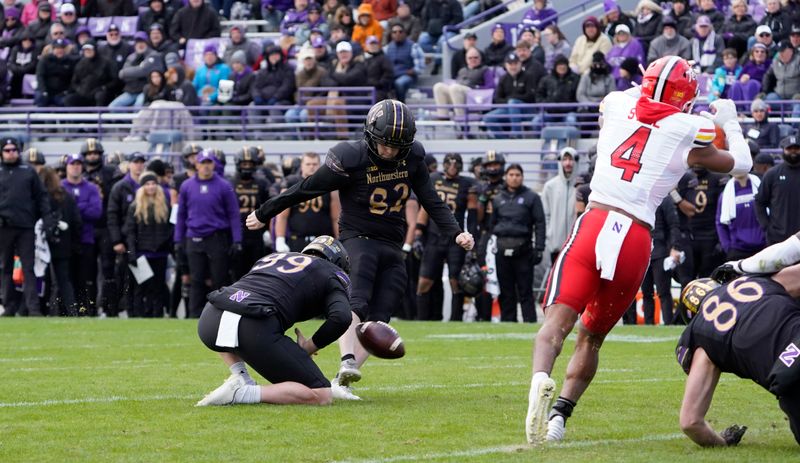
[331,433,686,463]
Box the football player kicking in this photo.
[711,231,800,284]
[246,100,474,400]
[676,263,800,447]
[526,56,754,445]
[195,236,352,406]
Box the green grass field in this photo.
[0,319,796,462]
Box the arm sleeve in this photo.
[107,188,123,245]
[254,164,348,223]
[174,185,188,243]
[224,184,243,243]
[124,206,137,256]
[754,172,772,230]
[411,162,462,241]
[532,194,546,252]
[310,278,352,349]
[85,185,103,221]
[32,172,51,224]
[663,199,681,251]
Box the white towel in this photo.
[33,219,51,278]
[719,175,760,225]
[485,235,500,297]
[215,311,242,348]
[595,211,633,281]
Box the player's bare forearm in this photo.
[680,349,726,446]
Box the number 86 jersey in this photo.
[589,91,716,227]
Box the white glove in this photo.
[57,220,68,231]
[700,99,740,131]
[275,236,290,253]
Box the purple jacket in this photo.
[175,173,242,243]
[740,59,772,83]
[261,0,293,11]
[521,7,557,30]
[606,39,645,79]
[280,8,308,36]
[715,178,766,254]
[62,178,103,245]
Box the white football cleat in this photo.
[331,377,361,401]
[337,359,362,387]
[196,374,246,407]
[546,415,566,442]
[525,377,556,445]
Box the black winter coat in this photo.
[138,7,175,32]
[650,197,679,260]
[421,0,462,38]
[71,55,115,98]
[251,61,295,104]
[8,43,37,76]
[364,51,394,101]
[536,69,579,112]
[45,192,82,260]
[229,69,255,105]
[490,185,546,251]
[36,53,77,95]
[124,203,173,256]
[321,59,368,87]
[169,4,221,41]
[0,161,50,229]
[483,41,513,67]
[107,176,138,246]
[82,0,136,18]
[493,70,537,104]
[720,14,757,44]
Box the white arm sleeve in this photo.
[723,120,753,176]
[738,234,800,274]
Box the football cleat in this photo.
[546,414,566,442]
[331,377,361,401]
[525,377,556,445]
[337,359,362,387]
[196,374,246,407]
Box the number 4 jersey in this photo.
[590,91,716,227]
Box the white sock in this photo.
[739,235,800,274]
[230,362,256,385]
[233,385,261,404]
[532,371,549,386]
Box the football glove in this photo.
[710,261,743,284]
[721,424,747,446]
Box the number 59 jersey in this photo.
[589,91,716,227]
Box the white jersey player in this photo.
[525,55,754,445]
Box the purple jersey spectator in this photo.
[521,0,557,31]
[605,24,644,79]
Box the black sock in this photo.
[450,292,464,321]
[416,292,432,320]
[341,354,355,362]
[550,396,577,423]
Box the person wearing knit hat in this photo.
[223,49,255,106]
[193,41,231,105]
[64,36,116,107]
[743,99,780,149]
[569,16,612,74]
[223,24,261,68]
[148,23,178,56]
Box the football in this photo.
[356,321,405,359]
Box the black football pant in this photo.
[779,392,800,446]
[186,231,232,318]
[49,257,75,316]
[70,243,98,316]
[641,259,674,325]
[343,237,406,322]
[691,239,726,279]
[496,247,536,323]
[131,256,168,318]
[0,227,39,316]
[94,229,121,316]
[418,239,467,321]
[232,238,266,280]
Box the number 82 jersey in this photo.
[589,91,716,227]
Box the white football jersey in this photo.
[589,91,716,227]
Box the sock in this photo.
[341,354,355,363]
[549,396,576,423]
[233,384,260,404]
[229,362,256,385]
[450,292,464,322]
[416,292,432,320]
[532,371,549,385]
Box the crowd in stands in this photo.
[1,0,799,133]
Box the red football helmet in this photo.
[641,56,699,113]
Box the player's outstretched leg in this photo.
[336,312,364,387]
[526,372,556,444]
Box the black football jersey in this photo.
[477,179,504,232]
[206,252,351,348]
[284,174,334,238]
[676,276,800,390]
[427,172,477,239]
[255,140,462,246]
[676,171,698,233]
[689,170,728,241]
[233,176,270,242]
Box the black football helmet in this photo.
[235,146,261,178]
[458,255,485,297]
[25,148,45,166]
[206,148,226,166]
[181,143,203,169]
[80,138,104,156]
[364,99,416,168]
[105,150,124,167]
[302,235,350,273]
[443,153,463,172]
[677,278,721,322]
[482,150,506,177]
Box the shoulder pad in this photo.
[408,140,426,160]
[325,141,364,172]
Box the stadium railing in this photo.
[2,100,796,143]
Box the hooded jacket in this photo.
[193,57,231,104]
[82,0,136,18]
[8,40,37,76]
[364,49,394,100]
[351,4,384,50]
[364,0,397,22]
[169,2,221,42]
[542,154,578,254]
[36,52,76,95]
[0,159,50,229]
[138,5,176,32]
[762,52,800,99]
[251,57,295,104]
[223,31,261,67]
[569,17,612,74]
[421,0,462,39]
[229,66,255,105]
[166,64,200,106]
[119,48,163,94]
[71,53,115,98]
[536,64,579,112]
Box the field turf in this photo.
[0,319,796,462]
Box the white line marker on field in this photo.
[331,433,686,463]
[0,394,197,408]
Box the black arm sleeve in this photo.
[754,172,772,230]
[411,163,462,241]
[466,208,478,237]
[32,171,51,226]
[254,164,348,223]
[310,278,352,349]
[532,194,546,252]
